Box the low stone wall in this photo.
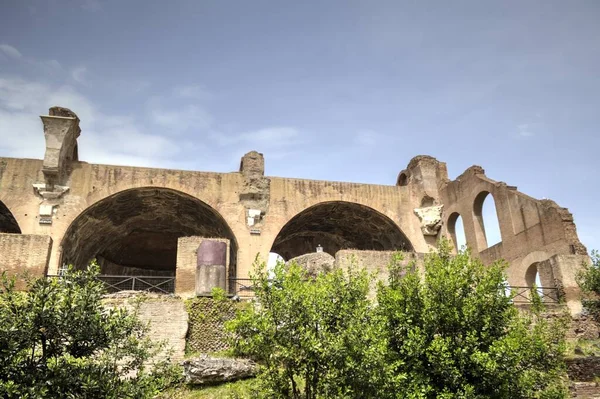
[0,233,52,289]
[288,252,334,276]
[335,249,421,282]
[569,315,600,340]
[103,292,188,362]
[567,357,600,382]
[571,382,600,398]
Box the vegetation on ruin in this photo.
[184,289,241,356]
[378,241,568,398]
[0,264,181,399]
[227,240,569,398]
[578,250,600,321]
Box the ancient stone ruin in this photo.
[0,107,589,314]
[0,106,595,395]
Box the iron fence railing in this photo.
[229,278,256,297]
[509,286,560,304]
[97,275,175,294]
[47,275,175,294]
[227,281,561,304]
[46,275,560,304]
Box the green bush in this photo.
[227,259,389,399]
[185,289,242,355]
[578,250,600,320]
[378,240,568,398]
[0,264,181,398]
[228,241,569,399]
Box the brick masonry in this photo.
[176,236,230,298]
[0,233,52,289]
[102,292,188,362]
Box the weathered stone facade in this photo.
[0,234,52,289]
[102,292,188,362]
[0,107,589,314]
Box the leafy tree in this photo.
[227,242,568,398]
[577,250,600,320]
[226,259,391,399]
[0,264,180,399]
[377,240,568,398]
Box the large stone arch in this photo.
[519,251,552,287]
[0,200,21,234]
[59,187,238,277]
[473,191,503,250]
[447,211,466,252]
[270,201,413,260]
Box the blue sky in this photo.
[0,1,599,251]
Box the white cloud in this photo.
[41,59,62,72]
[147,98,213,133]
[211,127,299,147]
[0,44,22,59]
[173,85,212,101]
[80,125,180,164]
[71,66,89,86]
[354,130,384,146]
[0,52,303,171]
[0,76,182,167]
[517,123,535,137]
[0,109,45,158]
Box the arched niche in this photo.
[0,201,21,234]
[447,212,467,252]
[270,201,413,260]
[473,191,502,250]
[60,187,238,277]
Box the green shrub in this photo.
[378,240,568,398]
[227,259,388,399]
[228,241,569,398]
[578,250,600,321]
[0,264,181,398]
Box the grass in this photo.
[566,338,600,357]
[157,379,256,399]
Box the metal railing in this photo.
[97,275,175,294]
[509,286,560,304]
[48,275,175,294]
[229,278,256,298]
[227,280,562,305]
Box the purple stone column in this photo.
[196,240,227,296]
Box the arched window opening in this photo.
[60,188,238,288]
[525,262,541,288]
[447,212,467,252]
[473,191,502,251]
[397,173,408,187]
[267,252,285,278]
[271,201,413,260]
[0,201,21,234]
[524,262,559,302]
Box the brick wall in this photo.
[335,249,422,283]
[0,233,52,288]
[567,357,600,382]
[103,292,188,362]
[571,382,600,398]
[176,236,230,298]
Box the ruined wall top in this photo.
[239,151,265,177]
[40,106,81,188]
